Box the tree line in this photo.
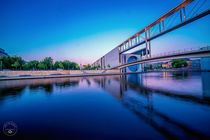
[0,56,80,70]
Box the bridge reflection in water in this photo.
[96,72,210,139]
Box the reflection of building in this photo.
[191,59,200,69]
[201,72,210,97]
[0,48,9,57]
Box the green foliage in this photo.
[107,64,111,68]
[172,59,188,68]
[38,62,47,70]
[75,64,80,70]
[43,57,53,69]
[0,56,80,70]
[53,61,63,69]
[0,56,25,70]
[68,62,79,70]
[22,63,30,70]
[28,60,39,70]
[62,60,71,69]
[11,61,20,69]
[53,60,80,70]
[97,65,100,69]
[90,66,97,70]
[58,63,64,69]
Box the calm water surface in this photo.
[0,72,210,140]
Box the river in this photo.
[0,71,210,140]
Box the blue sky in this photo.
[0,0,209,64]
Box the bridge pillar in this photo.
[148,28,151,58]
[140,63,144,72]
[145,28,148,58]
[135,63,144,73]
[201,58,210,71]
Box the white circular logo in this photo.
[3,121,18,136]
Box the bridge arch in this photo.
[127,56,139,72]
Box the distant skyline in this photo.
[0,0,209,64]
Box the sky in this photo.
[0,0,209,64]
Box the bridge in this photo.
[118,46,210,69]
[91,0,210,72]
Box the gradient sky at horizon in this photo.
[0,0,209,64]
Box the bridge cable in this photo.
[187,0,201,18]
[191,0,207,18]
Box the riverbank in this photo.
[0,69,209,81]
[0,69,120,77]
[0,73,125,81]
[0,69,123,81]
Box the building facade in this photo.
[0,48,9,57]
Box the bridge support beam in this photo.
[145,28,148,58]
[183,7,186,21]
[140,63,144,72]
[148,28,151,58]
[180,5,183,22]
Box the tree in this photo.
[28,60,39,70]
[22,63,30,70]
[0,55,81,71]
[38,62,47,70]
[90,66,97,70]
[62,60,71,70]
[13,56,25,70]
[75,64,80,70]
[11,61,20,70]
[54,61,64,69]
[68,62,79,70]
[1,56,13,69]
[58,62,64,69]
[43,57,53,69]
[0,56,25,70]
[172,59,188,68]
[53,61,60,70]
[107,64,111,69]
[97,65,100,70]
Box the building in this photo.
[153,63,162,69]
[162,62,170,68]
[0,48,9,57]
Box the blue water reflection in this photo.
[0,72,210,139]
